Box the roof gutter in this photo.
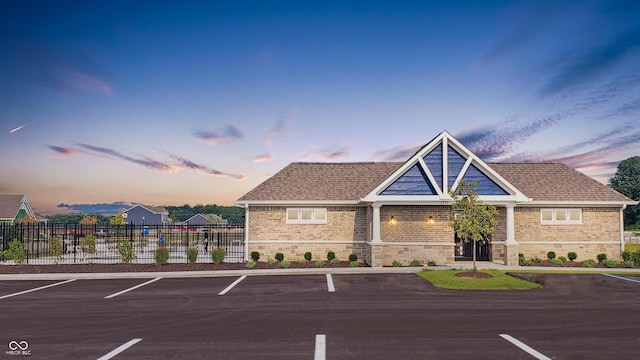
[234,200,362,206]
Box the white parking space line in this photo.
[97,338,142,360]
[104,278,162,299]
[218,275,247,295]
[326,274,335,293]
[0,279,77,300]
[314,334,326,360]
[602,273,640,284]
[499,334,551,360]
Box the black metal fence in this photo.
[0,223,245,264]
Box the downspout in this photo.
[244,204,250,262]
[620,205,626,254]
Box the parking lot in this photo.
[1,272,639,359]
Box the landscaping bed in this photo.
[0,261,367,274]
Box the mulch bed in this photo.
[455,271,493,279]
[0,261,365,274]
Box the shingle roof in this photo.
[0,195,26,219]
[237,162,403,202]
[488,163,633,203]
[237,162,633,204]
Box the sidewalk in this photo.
[1,262,638,280]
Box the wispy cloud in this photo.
[170,155,246,180]
[298,143,351,162]
[266,106,296,145]
[193,125,243,144]
[47,145,77,157]
[76,143,179,172]
[540,30,640,96]
[251,152,273,163]
[371,143,422,162]
[15,43,113,96]
[56,202,132,215]
[51,142,247,180]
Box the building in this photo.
[236,131,637,267]
[182,213,229,226]
[123,205,169,225]
[0,195,36,224]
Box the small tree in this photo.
[449,180,498,272]
[2,239,26,265]
[110,210,126,225]
[49,235,64,264]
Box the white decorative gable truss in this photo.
[362,131,530,205]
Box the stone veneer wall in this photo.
[247,206,369,261]
[378,205,455,266]
[514,207,622,261]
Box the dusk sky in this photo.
[1,0,639,215]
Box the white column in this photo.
[244,204,250,261]
[372,204,382,244]
[505,204,517,245]
[620,205,626,253]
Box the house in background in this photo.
[0,195,36,224]
[183,213,228,226]
[123,205,169,225]
[236,131,637,267]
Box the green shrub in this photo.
[602,259,618,268]
[304,252,312,261]
[187,247,198,263]
[550,258,563,265]
[348,253,358,261]
[631,251,640,266]
[580,259,597,267]
[621,260,636,268]
[518,253,526,266]
[392,260,402,267]
[246,261,256,269]
[81,235,96,259]
[558,256,567,263]
[49,236,64,264]
[597,253,607,263]
[330,257,340,264]
[622,251,631,262]
[427,260,436,266]
[154,247,170,266]
[2,239,26,265]
[117,240,136,264]
[267,258,277,265]
[567,252,577,261]
[211,248,226,264]
[250,251,260,262]
[350,261,359,267]
[410,259,421,267]
[520,258,533,266]
[327,251,336,261]
[532,256,542,264]
[315,260,325,267]
[547,251,556,260]
[280,260,291,268]
[275,252,284,261]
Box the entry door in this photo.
[454,235,491,261]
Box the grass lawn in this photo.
[417,269,540,290]
[625,243,640,252]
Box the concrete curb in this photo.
[1,262,638,280]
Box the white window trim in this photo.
[540,208,582,225]
[286,208,328,224]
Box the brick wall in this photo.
[380,205,454,243]
[247,206,369,261]
[514,207,622,261]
